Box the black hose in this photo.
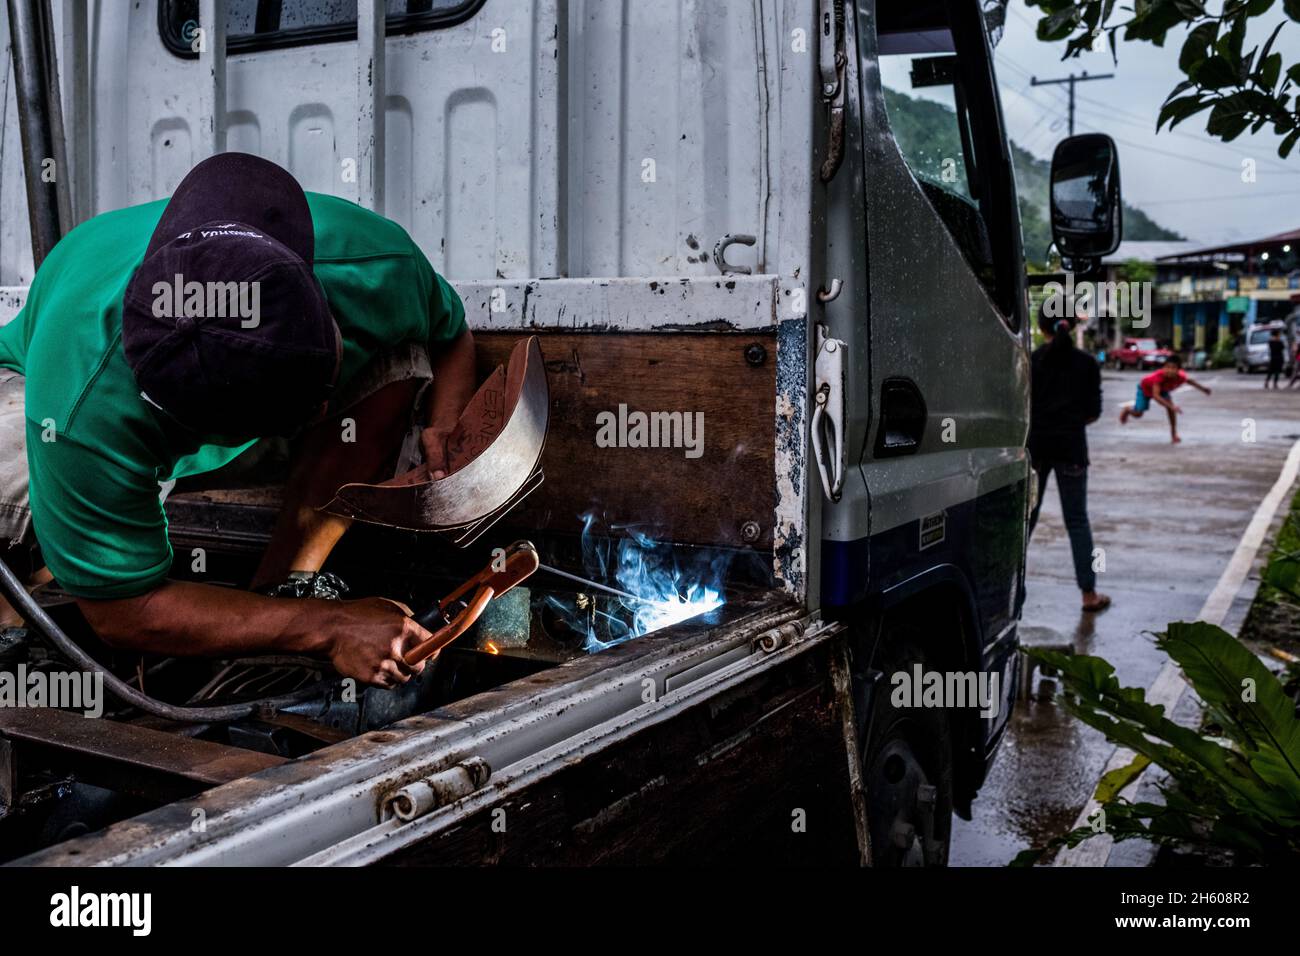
[0,557,334,722]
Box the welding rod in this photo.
[537,562,654,604]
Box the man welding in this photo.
[0,153,476,688]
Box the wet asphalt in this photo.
[950,367,1300,867]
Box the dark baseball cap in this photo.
[122,153,338,440]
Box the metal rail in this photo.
[356,0,385,212]
[5,0,70,266]
[197,0,227,156]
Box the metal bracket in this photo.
[811,324,847,502]
[713,233,756,275]
[717,234,759,274]
[817,278,843,303]
[818,0,840,98]
[818,0,847,183]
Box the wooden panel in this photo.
[474,331,777,550]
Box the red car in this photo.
[1111,337,1173,370]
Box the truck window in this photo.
[879,48,995,299]
[159,0,483,57]
[874,1,1022,324]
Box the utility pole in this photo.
[1030,70,1114,136]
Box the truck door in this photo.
[96,1,557,279]
[823,0,1029,732]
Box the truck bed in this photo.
[18,587,848,866]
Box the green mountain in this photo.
[882,87,1183,267]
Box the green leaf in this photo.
[1010,846,1048,867]
[1264,554,1300,600]
[1258,20,1285,70]
[1096,753,1153,802]
[1158,622,1300,788]
[1257,52,1283,90]
[1179,20,1218,71]
[1158,93,1212,130]
[1039,8,1080,41]
[1247,0,1276,13]
[1285,0,1300,22]
[1192,55,1244,89]
[1280,126,1300,158]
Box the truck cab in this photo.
[0,0,1119,865]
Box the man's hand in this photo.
[78,581,437,690]
[321,597,436,687]
[420,425,455,480]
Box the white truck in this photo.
[0,0,1122,865]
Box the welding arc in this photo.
[536,563,653,604]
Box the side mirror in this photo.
[1050,133,1122,270]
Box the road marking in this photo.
[1054,436,1300,867]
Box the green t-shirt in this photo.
[0,193,465,599]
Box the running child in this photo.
[1118,354,1211,443]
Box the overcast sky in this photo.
[993,0,1300,246]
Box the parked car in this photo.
[1112,337,1173,370]
[1234,322,1294,374]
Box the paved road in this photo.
[951,367,1300,867]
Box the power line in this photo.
[1072,91,1298,173]
[1138,188,1300,205]
[1076,121,1282,175]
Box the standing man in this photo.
[1265,328,1285,389]
[0,154,476,688]
[1027,306,1110,613]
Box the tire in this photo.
[862,636,955,867]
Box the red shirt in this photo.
[1141,369,1186,397]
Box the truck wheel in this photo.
[862,640,954,867]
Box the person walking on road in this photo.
[1028,306,1111,614]
[1265,328,1286,389]
[1119,353,1211,444]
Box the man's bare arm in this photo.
[421,327,477,477]
[78,581,434,687]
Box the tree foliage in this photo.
[1027,0,1300,158]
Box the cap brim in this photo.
[147,153,314,263]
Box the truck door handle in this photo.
[812,326,847,501]
[873,379,927,458]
